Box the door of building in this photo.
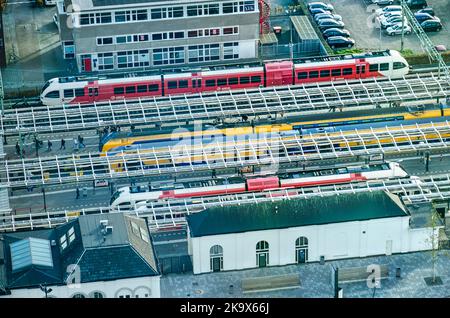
[258,253,267,267]
[297,249,306,264]
[84,58,92,72]
[211,257,222,272]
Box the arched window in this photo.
[210,245,223,272]
[89,291,105,298]
[72,293,86,298]
[295,236,308,264]
[256,240,269,267]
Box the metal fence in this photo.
[260,40,325,60]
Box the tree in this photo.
[0,0,7,12]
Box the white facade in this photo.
[3,276,160,298]
[189,216,436,274]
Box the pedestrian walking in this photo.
[15,142,21,157]
[76,187,80,199]
[78,135,85,149]
[440,154,443,161]
[60,138,66,150]
[73,137,78,150]
[47,140,52,152]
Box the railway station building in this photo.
[56,0,260,73]
[186,191,439,274]
[0,213,160,298]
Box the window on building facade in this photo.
[240,0,255,12]
[72,293,86,298]
[98,53,114,70]
[80,12,111,25]
[188,44,219,63]
[117,50,150,69]
[153,47,184,65]
[63,41,75,59]
[97,37,113,46]
[90,291,105,298]
[223,42,239,60]
[204,3,220,15]
[223,26,239,35]
[115,9,148,23]
[223,2,238,13]
[187,5,202,16]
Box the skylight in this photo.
[10,237,54,272]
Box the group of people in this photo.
[14,134,87,158]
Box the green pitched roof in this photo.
[187,191,407,237]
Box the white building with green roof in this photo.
[186,191,439,274]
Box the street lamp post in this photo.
[400,0,405,52]
[39,283,53,298]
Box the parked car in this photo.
[385,22,412,35]
[416,7,434,16]
[310,8,332,16]
[381,16,407,29]
[406,0,427,9]
[308,2,334,12]
[376,5,402,16]
[322,28,351,39]
[318,18,345,31]
[372,0,398,5]
[314,13,343,23]
[420,19,443,32]
[326,36,355,49]
[414,12,436,24]
[376,12,402,28]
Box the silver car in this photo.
[314,13,343,23]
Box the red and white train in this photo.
[41,50,409,106]
[110,162,408,210]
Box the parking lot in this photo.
[305,0,450,53]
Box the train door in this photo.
[87,82,99,102]
[192,78,202,94]
[355,59,367,78]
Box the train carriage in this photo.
[40,50,410,106]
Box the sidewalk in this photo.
[161,251,450,298]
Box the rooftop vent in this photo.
[105,226,113,235]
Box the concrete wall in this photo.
[190,216,435,274]
[4,276,160,298]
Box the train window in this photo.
[114,87,124,94]
[319,70,330,77]
[64,89,74,98]
[379,63,389,71]
[217,78,227,86]
[192,79,201,88]
[393,62,406,69]
[309,71,319,78]
[369,64,379,72]
[228,77,238,85]
[45,91,60,98]
[250,76,261,83]
[331,69,341,76]
[168,81,178,89]
[126,86,136,94]
[178,80,188,88]
[297,72,308,79]
[148,84,159,92]
[205,79,216,87]
[342,68,353,75]
[137,85,147,93]
[75,88,85,97]
[239,77,250,84]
